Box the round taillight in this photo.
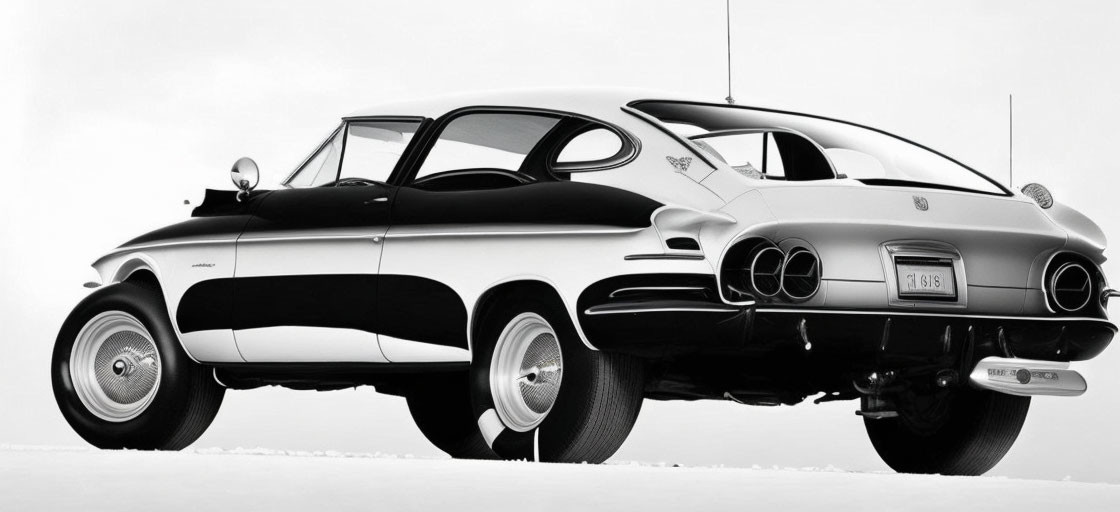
[1049,262,1092,312]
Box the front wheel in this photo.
[52,282,225,450]
[469,292,645,463]
[864,388,1030,475]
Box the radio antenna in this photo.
[1008,94,1013,187]
[724,0,735,104]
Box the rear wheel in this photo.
[469,291,645,463]
[405,372,497,459]
[52,282,224,450]
[864,388,1030,475]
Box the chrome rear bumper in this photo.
[969,356,1087,397]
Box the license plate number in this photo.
[896,262,955,298]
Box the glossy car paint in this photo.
[87,89,1112,366]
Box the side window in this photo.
[414,113,560,181]
[286,128,343,188]
[555,128,623,164]
[825,148,887,179]
[693,132,784,178]
[338,121,420,183]
[285,120,420,188]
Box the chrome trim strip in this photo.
[388,227,644,239]
[101,238,235,257]
[624,253,706,261]
[608,286,709,298]
[237,234,380,243]
[105,225,642,256]
[584,304,749,316]
[969,356,1086,397]
[753,307,1116,325]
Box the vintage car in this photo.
[53,89,1115,475]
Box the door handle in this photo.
[364,196,389,205]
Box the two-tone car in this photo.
[52,89,1114,474]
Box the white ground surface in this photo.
[2,445,1118,512]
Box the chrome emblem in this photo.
[666,156,693,173]
[913,195,929,211]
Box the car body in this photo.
[54,89,1115,473]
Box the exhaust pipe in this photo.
[969,356,1086,397]
[781,248,820,301]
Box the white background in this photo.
[3,0,1120,483]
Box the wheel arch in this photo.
[90,253,197,362]
[468,278,595,356]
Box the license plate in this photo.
[896,261,955,298]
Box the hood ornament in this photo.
[666,156,693,173]
[913,195,929,211]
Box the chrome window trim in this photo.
[281,124,343,188]
[399,106,642,185]
[283,116,428,188]
[550,124,641,173]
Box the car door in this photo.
[374,110,643,363]
[232,118,422,362]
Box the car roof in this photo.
[344,87,703,120]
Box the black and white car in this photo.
[53,89,1115,474]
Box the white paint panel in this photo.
[233,326,387,363]
[179,330,243,363]
[234,235,384,277]
[378,335,471,363]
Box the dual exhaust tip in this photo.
[750,246,821,301]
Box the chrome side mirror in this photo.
[231,157,259,202]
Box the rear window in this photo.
[634,101,1008,195]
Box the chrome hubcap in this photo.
[490,313,563,432]
[70,311,161,422]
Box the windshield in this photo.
[632,101,1008,196]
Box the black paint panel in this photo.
[177,275,376,334]
[391,181,661,228]
[377,275,468,348]
[191,188,270,217]
[231,275,379,333]
[243,185,396,233]
[122,216,251,247]
[176,274,467,349]
[577,274,752,357]
[122,189,272,248]
[176,279,235,335]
